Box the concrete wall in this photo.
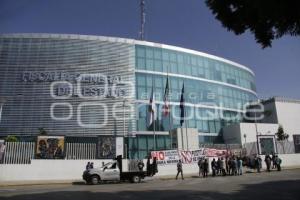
[175,128,199,150]
[275,101,300,139]
[1,154,300,182]
[240,123,279,145]
[0,159,112,182]
[223,123,279,145]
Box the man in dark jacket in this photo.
[176,160,184,180]
[203,159,209,178]
[211,158,217,177]
[265,155,271,172]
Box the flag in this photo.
[162,76,170,116]
[180,83,185,126]
[147,87,156,127]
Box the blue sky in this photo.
[0,0,299,99]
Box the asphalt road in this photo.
[0,169,300,200]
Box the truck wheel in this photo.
[90,175,100,185]
[131,175,141,183]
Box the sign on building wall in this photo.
[36,136,65,159]
[97,136,116,159]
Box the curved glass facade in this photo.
[0,34,257,159]
[128,45,257,158]
[134,45,256,133]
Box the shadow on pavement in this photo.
[2,179,300,200]
[71,181,86,185]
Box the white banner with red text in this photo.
[151,148,228,165]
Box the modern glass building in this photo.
[0,34,257,158]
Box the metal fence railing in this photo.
[65,143,97,160]
[2,142,35,164]
[277,140,295,154]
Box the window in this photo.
[146,59,154,71]
[138,137,147,150]
[208,120,216,133]
[137,58,145,69]
[170,52,177,62]
[154,49,162,60]
[154,60,162,71]
[202,120,209,132]
[146,48,154,59]
[170,62,178,74]
[162,51,169,61]
[137,46,145,57]
[177,54,184,63]
[137,75,146,86]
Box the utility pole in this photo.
[140,0,146,40]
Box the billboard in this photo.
[36,136,65,159]
[97,136,116,159]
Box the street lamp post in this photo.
[123,99,126,138]
[243,134,247,145]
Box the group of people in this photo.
[201,156,244,177]
[244,153,282,173]
[175,154,283,180]
[85,162,94,170]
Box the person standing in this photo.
[176,160,184,180]
[211,158,217,177]
[86,162,91,170]
[138,160,145,172]
[265,155,271,172]
[203,159,209,178]
[197,158,202,177]
[237,157,243,175]
[152,157,158,175]
[255,156,261,173]
[221,157,226,176]
[217,158,222,175]
[275,155,282,171]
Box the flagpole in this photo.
[167,66,172,150]
[153,112,156,151]
[181,125,184,150]
[153,83,156,151]
[180,82,185,151]
[185,108,189,151]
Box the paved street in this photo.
[0,169,300,200]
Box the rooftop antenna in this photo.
[140,0,146,40]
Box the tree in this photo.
[276,125,289,141]
[5,135,18,142]
[276,125,289,154]
[205,0,300,48]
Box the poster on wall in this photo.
[97,136,116,159]
[293,135,300,153]
[0,140,5,163]
[36,136,65,159]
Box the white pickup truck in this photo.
[82,157,153,184]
